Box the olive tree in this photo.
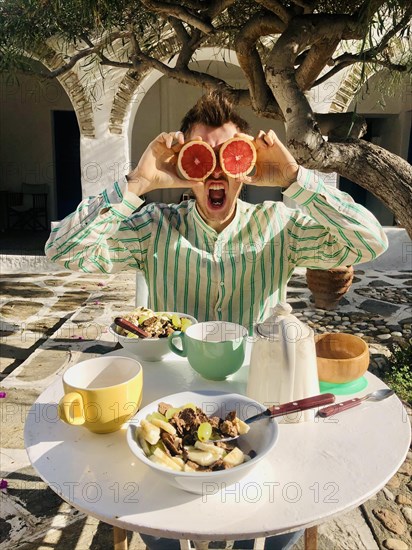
[1,0,411,234]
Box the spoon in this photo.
[207,393,336,443]
[317,389,395,418]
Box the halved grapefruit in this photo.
[219,137,256,178]
[177,141,216,181]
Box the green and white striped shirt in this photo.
[46,167,387,332]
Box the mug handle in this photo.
[58,392,86,426]
[168,331,187,357]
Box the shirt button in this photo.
[217,307,222,312]
[220,281,224,287]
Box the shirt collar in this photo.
[190,199,242,238]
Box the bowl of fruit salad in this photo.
[126,390,278,494]
[110,307,197,362]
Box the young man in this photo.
[46,92,387,549]
[46,92,387,335]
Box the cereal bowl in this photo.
[110,311,197,362]
[126,390,278,494]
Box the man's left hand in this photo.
[237,130,299,188]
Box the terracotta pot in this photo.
[306,266,354,310]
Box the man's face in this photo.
[188,122,244,232]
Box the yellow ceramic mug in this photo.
[58,356,143,434]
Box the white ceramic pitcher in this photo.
[247,303,320,422]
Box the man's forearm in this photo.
[283,167,388,267]
[126,173,155,197]
[45,179,143,273]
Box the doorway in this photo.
[53,111,81,220]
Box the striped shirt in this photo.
[46,167,388,332]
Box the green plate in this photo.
[319,376,368,396]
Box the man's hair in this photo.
[180,90,250,136]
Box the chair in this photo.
[7,183,49,231]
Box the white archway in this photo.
[124,47,285,205]
[124,47,240,158]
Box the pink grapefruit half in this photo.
[177,141,216,181]
[219,137,256,178]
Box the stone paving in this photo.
[0,267,411,550]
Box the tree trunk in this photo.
[265,60,412,238]
[294,138,412,238]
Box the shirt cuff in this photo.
[101,177,144,218]
[282,166,327,206]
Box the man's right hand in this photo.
[126,131,201,197]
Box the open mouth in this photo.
[208,183,226,210]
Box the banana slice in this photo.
[236,419,250,435]
[152,447,183,471]
[136,427,152,457]
[140,419,161,445]
[222,447,245,467]
[194,441,224,458]
[150,454,182,472]
[186,449,217,467]
[171,456,185,468]
[150,417,177,435]
[171,314,182,328]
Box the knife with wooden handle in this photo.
[246,393,336,424]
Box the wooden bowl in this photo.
[315,333,370,384]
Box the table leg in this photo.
[304,526,318,550]
[113,526,128,550]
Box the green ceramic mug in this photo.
[168,321,248,381]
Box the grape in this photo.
[197,422,212,442]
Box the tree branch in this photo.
[207,0,236,19]
[140,0,214,34]
[312,60,355,87]
[255,0,291,24]
[168,17,190,44]
[315,55,408,86]
[167,18,198,68]
[129,32,249,100]
[312,12,411,89]
[322,139,412,237]
[290,0,313,11]
[235,12,284,118]
[354,0,387,26]
[28,31,131,78]
[181,0,207,9]
[315,112,367,140]
[296,37,340,90]
[80,33,134,70]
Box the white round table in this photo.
[24,347,411,549]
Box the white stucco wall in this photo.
[78,67,131,197]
